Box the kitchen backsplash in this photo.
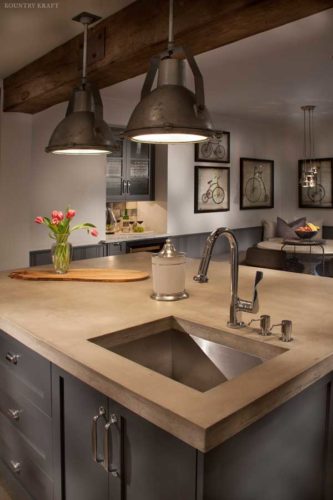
[106,201,167,233]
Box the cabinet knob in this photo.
[5,352,20,365]
[7,408,21,421]
[10,460,21,473]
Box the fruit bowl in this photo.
[295,229,318,240]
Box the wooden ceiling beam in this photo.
[4,0,333,114]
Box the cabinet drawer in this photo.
[0,426,53,500]
[0,389,52,475]
[0,330,51,415]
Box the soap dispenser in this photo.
[151,239,189,301]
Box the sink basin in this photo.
[89,317,286,393]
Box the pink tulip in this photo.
[51,210,64,221]
[90,228,99,237]
[34,216,44,224]
[51,217,60,225]
[66,209,76,219]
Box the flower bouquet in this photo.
[34,209,98,274]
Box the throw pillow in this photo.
[276,217,306,240]
[262,220,277,240]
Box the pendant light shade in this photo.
[300,105,317,188]
[46,13,112,155]
[123,1,214,144]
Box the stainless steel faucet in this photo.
[194,228,263,328]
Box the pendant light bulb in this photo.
[46,12,113,155]
[123,0,214,144]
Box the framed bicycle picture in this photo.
[240,158,274,210]
[298,158,333,208]
[194,131,230,163]
[194,166,230,213]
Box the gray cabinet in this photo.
[0,327,332,500]
[30,243,105,267]
[53,369,109,500]
[105,241,126,256]
[198,374,333,500]
[53,369,197,500]
[54,369,333,500]
[106,126,155,202]
[0,330,53,500]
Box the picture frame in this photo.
[194,166,230,213]
[240,158,274,210]
[194,131,230,163]
[298,158,333,208]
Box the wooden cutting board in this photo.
[9,268,149,283]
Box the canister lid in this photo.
[158,239,184,258]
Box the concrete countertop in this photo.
[0,253,332,452]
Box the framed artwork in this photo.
[240,158,274,209]
[194,166,230,213]
[298,158,333,208]
[194,131,230,163]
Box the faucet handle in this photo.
[238,270,263,314]
[252,270,264,314]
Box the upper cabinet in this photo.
[106,127,155,202]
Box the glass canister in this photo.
[151,239,189,301]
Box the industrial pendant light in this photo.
[300,105,318,188]
[45,12,113,155]
[123,0,214,144]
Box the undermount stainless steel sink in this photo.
[89,317,286,393]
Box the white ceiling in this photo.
[0,0,135,78]
[101,8,333,120]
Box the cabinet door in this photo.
[72,244,105,261]
[125,141,155,201]
[56,370,109,500]
[108,399,197,500]
[106,128,126,202]
[106,242,126,256]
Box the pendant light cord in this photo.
[82,22,88,86]
[168,0,174,52]
[303,107,306,162]
[308,107,312,170]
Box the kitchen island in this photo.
[0,253,332,500]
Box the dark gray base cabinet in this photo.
[199,376,333,500]
[52,368,196,500]
[0,327,332,500]
[0,330,53,500]
[52,369,333,500]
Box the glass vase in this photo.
[51,234,72,274]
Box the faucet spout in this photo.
[194,228,263,328]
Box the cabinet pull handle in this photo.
[8,408,21,421]
[92,406,107,464]
[103,413,121,477]
[127,180,131,194]
[10,460,21,473]
[5,352,20,365]
[122,179,127,194]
